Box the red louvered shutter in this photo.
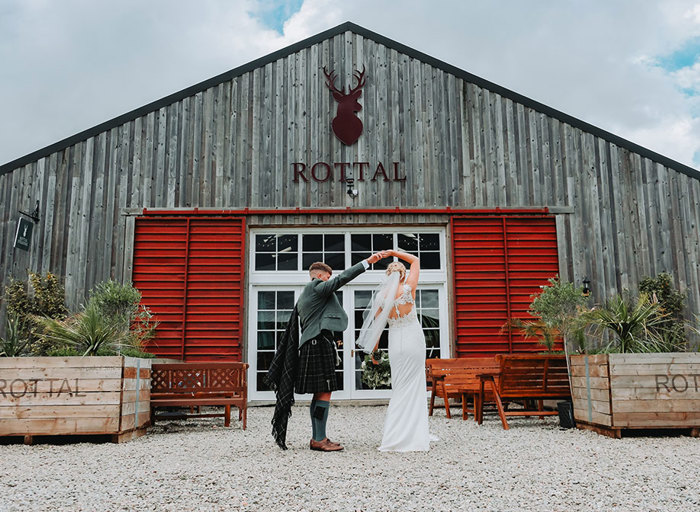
[451,216,559,357]
[132,216,246,361]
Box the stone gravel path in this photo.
[1,404,698,511]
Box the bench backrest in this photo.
[495,354,570,398]
[151,362,248,397]
[427,357,500,389]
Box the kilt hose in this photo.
[295,330,339,394]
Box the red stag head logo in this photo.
[323,66,366,145]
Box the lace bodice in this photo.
[387,284,418,328]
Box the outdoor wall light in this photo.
[582,277,591,297]
[346,177,359,198]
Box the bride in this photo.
[357,249,437,452]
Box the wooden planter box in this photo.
[0,356,151,443]
[570,353,700,438]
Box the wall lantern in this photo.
[582,277,591,297]
[346,177,358,199]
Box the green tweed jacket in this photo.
[296,262,366,347]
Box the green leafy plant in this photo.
[507,318,560,352]
[583,292,670,353]
[34,303,128,357]
[86,280,158,356]
[0,314,30,357]
[3,272,68,355]
[638,272,688,352]
[508,276,589,353]
[361,351,391,389]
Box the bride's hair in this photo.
[386,261,406,282]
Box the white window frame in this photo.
[248,227,449,400]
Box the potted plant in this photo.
[570,275,700,438]
[0,275,156,443]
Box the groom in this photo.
[267,250,386,451]
[297,251,386,451]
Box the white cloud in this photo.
[1,0,699,170]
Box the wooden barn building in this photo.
[1,22,699,400]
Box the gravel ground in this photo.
[1,404,698,512]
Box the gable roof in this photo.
[2,21,699,180]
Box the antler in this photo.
[323,66,344,94]
[349,65,366,94]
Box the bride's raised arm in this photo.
[389,249,420,292]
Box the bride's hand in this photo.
[371,352,380,365]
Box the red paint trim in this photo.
[140,207,550,217]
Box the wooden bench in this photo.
[150,362,248,429]
[477,354,570,429]
[426,357,500,419]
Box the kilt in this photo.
[295,331,338,394]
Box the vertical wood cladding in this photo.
[0,28,698,326]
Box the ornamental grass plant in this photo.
[582,292,670,353]
[0,314,30,357]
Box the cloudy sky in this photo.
[1,0,699,170]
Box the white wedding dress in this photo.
[378,284,438,452]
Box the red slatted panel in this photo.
[452,216,560,357]
[132,217,246,361]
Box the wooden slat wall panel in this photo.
[0,30,698,343]
[452,216,560,357]
[132,217,245,361]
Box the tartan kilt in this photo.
[295,331,338,394]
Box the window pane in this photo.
[421,252,440,270]
[351,234,371,252]
[398,233,418,252]
[303,234,322,252]
[257,311,275,330]
[351,253,367,266]
[257,373,271,391]
[258,351,275,370]
[277,310,292,329]
[277,291,294,310]
[256,234,276,252]
[277,253,297,270]
[256,253,276,271]
[258,331,275,350]
[325,252,344,269]
[325,234,344,252]
[303,253,322,270]
[277,234,298,252]
[419,233,440,251]
[421,290,439,308]
[373,233,393,250]
[258,291,275,310]
[374,256,391,271]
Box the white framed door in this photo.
[248,228,450,401]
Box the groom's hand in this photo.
[367,251,385,264]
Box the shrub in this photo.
[86,280,157,356]
[509,276,589,353]
[3,272,68,355]
[638,272,687,351]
